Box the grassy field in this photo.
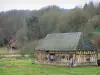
[0,58,100,75]
[0,47,100,75]
[0,47,19,55]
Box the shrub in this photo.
[20,40,39,58]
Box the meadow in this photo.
[0,58,100,75]
[0,47,19,55]
[0,47,100,75]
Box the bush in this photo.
[20,40,39,58]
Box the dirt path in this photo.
[0,55,29,58]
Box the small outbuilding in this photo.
[35,32,98,66]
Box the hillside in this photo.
[0,2,100,48]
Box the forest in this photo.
[0,1,100,47]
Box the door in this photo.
[49,53,55,61]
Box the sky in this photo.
[0,0,100,11]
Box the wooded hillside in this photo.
[0,1,100,46]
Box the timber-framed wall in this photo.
[36,50,97,66]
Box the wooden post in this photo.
[74,51,76,66]
[96,51,98,59]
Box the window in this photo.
[49,54,55,61]
[46,51,49,52]
[62,56,65,59]
[86,55,90,62]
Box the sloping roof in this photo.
[35,32,82,51]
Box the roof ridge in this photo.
[47,32,82,35]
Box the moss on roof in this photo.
[35,32,98,51]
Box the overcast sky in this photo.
[0,0,100,11]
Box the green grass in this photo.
[0,58,100,75]
[0,46,100,75]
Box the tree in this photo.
[96,2,100,15]
[83,2,96,17]
[39,9,62,37]
[20,40,38,57]
[57,8,89,33]
[26,16,40,41]
[83,3,88,10]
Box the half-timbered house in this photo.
[35,32,98,66]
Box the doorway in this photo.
[49,53,55,61]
